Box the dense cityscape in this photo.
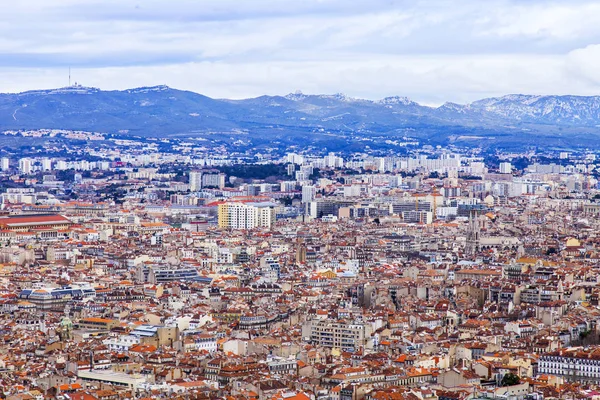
[1,131,600,399]
[4,0,600,399]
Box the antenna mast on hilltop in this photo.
[69,67,71,87]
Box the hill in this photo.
[2,85,600,150]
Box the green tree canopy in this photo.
[501,373,520,387]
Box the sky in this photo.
[1,0,600,105]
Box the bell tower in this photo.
[466,210,480,255]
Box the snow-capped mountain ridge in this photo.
[126,85,171,94]
[2,86,600,148]
[13,86,100,96]
[377,96,419,106]
[469,94,600,123]
[284,91,309,102]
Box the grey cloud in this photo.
[1,0,600,101]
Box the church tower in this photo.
[466,210,480,255]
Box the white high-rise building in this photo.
[189,171,203,191]
[218,202,276,230]
[324,153,344,168]
[280,181,296,192]
[189,171,226,190]
[286,153,304,165]
[0,157,9,171]
[295,171,308,181]
[55,160,68,170]
[302,185,316,204]
[19,158,32,175]
[41,158,52,171]
[499,162,512,174]
[202,173,226,189]
[79,160,91,171]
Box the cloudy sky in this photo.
[1,0,600,104]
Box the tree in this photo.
[501,373,520,387]
[309,168,321,180]
[279,197,293,206]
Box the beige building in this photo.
[303,319,372,351]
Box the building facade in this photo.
[218,202,276,230]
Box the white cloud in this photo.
[476,2,600,40]
[565,45,600,86]
[0,0,599,103]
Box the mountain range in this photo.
[2,85,600,150]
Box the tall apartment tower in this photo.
[202,173,226,189]
[218,202,276,230]
[499,162,512,174]
[301,185,316,204]
[41,158,52,171]
[19,158,33,175]
[189,171,203,191]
